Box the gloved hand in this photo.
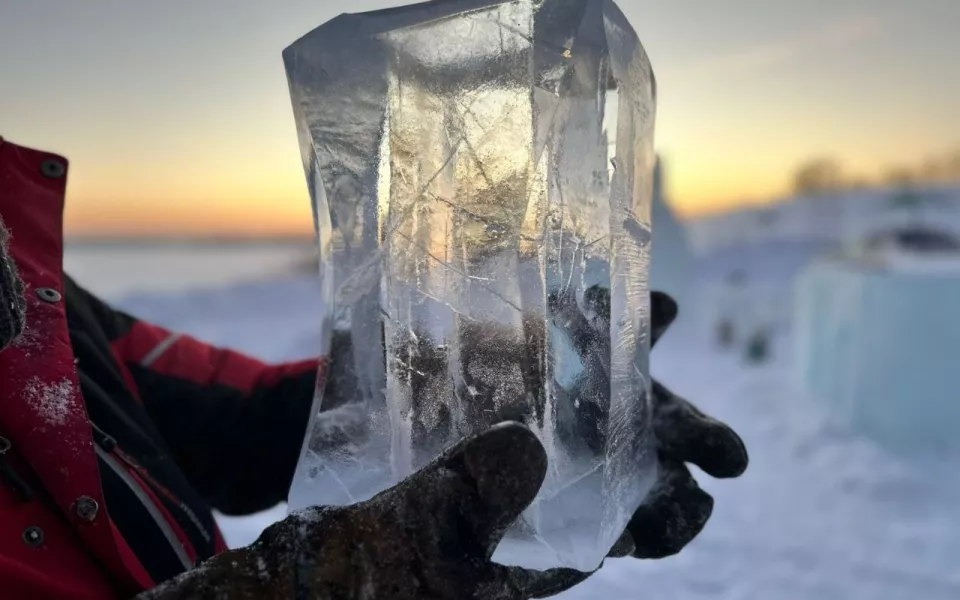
[138,422,587,600]
[615,291,748,559]
[0,215,27,351]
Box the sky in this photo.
[1,0,958,238]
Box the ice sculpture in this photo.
[284,0,658,571]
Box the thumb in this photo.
[460,422,547,551]
[396,421,547,557]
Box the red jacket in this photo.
[0,137,326,598]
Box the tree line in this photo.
[793,148,960,195]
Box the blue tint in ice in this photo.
[794,254,960,452]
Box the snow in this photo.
[64,229,960,599]
[63,241,314,298]
[23,376,77,426]
[687,184,960,258]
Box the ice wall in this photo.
[793,258,960,451]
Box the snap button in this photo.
[40,159,66,179]
[73,496,99,522]
[36,288,62,303]
[22,526,44,547]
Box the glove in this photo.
[0,215,27,351]
[138,422,587,600]
[616,291,749,559]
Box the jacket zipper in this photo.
[92,436,194,572]
[0,435,34,501]
[89,422,213,548]
[110,447,214,546]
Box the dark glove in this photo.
[0,215,27,351]
[612,291,749,559]
[546,288,748,564]
[138,422,587,600]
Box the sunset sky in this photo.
[1,0,957,238]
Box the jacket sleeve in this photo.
[66,277,328,516]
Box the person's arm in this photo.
[65,277,326,515]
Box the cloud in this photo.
[678,14,885,80]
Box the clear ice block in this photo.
[284,0,658,572]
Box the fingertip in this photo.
[715,428,749,478]
[651,291,678,321]
[651,291,678,346]
[695,422,749,479]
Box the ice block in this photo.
[284,0,658,571]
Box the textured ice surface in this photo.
[794,257,960,452]
[283,0,658,571]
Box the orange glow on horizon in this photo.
[64,198,314,238]
[6,1,950,239]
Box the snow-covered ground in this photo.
[65,241,960,600]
